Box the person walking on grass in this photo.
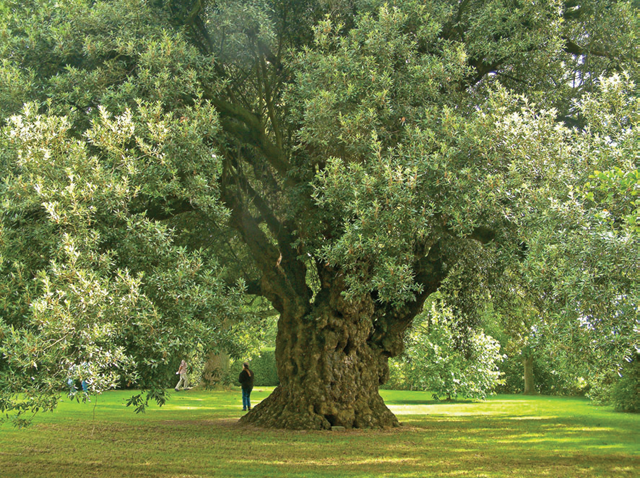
[175,359,189,391]
[239,362,254,411]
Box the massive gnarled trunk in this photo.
[237,238,446,429]
[241,282,400,429]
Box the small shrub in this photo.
[611,355,640,412]
[611,375,640,412]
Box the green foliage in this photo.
[388,300,504,400]
[0,100,249,424]
[610,357,640,413]
[589,353,640,413]
[226,349,279,387]
[1,0,638,426]
[495,354,588,396]
[517,75,639,405]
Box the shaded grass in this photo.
[1,389,638,477]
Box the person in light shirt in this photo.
[175,360,189,391]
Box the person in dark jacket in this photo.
[238,362,254,411]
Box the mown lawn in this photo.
[1,388,638,477]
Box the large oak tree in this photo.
[1,0,637,428]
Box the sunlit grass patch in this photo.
[0,389,638,477]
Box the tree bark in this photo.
[523,356,535,395]
[236,238,448,430]
[240,281,400,430]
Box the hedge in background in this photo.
[226,350,279,387]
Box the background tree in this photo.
[520,74,639,409]
[387,296,504,400]
[0,101,256,423]
[1,0,638,428]
[489,270,546,395]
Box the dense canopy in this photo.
[1,0,638,428]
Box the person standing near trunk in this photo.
[175,359,189,391]
[239,362,254,411]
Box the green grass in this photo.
[1,389,638,477]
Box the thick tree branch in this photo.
[221,172,310,311]
[242,279,264,297]
[184,0,205,26]
[207,95,291,176]
[238,176,282,240]
[260,54,284,150]
[238,177,310,301]
[469,226,496,245]
[563,38,615,59]
[136,198,195,221]
[468,58,503,85]
[369,239,448,356]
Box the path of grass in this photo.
[1,389,638,477]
